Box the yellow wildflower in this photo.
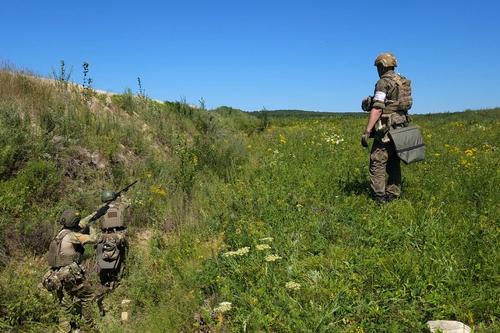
[150,185,167,196]
[460,158,470,167]
[464,148,477,157]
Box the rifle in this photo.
[90,180,138,223]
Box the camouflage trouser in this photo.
[369,139,401,198]
[44,264,97,332]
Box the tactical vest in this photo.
[384,73,413,114]
[102,205,126,230]
[47,229,84,268]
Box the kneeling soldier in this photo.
[43,207,108,332]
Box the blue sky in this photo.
[1,0,499,113]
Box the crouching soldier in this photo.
[42,207,108,332]
[96,190,130,288]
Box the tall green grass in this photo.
[193,110,499,332]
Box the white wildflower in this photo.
[214,301,232,313]
[223,247,250,257]
[264,254,282,262]
[285,281,301,290]
[325,134,344,145]
[256,244,271,251]
[259,237,273,243]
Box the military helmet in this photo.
[374,52,398,68]
[101,190,115,203]
[59,209,81,228]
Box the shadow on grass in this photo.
[339,178,371,196]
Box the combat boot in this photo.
[373,195,386,205]
[385,193,399,202]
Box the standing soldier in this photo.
[42,207,108,332]
[96,190,130,288]
[361,52,413,203]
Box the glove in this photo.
[361,133,369,148]
[361,96,373,112]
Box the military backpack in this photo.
[389,74,413,113]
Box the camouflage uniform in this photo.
[43,211,101,332]
[97,199,130,287]
[370,70,409,200]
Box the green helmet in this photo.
[101,190,116,203]
[60,209,81,228]
[374,52,398,68]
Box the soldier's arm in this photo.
[371,78,391,111]
[78,204,110,229]
[78,212,95,230]
[364,108,383,134]
[67,226,99,245]
[364,78,390,134]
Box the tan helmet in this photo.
[60,209,81,228]
[374,52,398,68]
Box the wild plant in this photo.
[82,62,94,103]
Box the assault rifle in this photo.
[90,180,138,223]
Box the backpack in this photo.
[392,74,413,112]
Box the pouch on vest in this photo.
[97,242,121,270]
[103,242,119,261]
[55,263,84,288]
[42,270,62,292]
[389,125,426,164]
[373,114,392,143]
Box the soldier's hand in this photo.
[361,133,369,148]
[361,96,372,112]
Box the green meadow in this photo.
[0,69,498,332]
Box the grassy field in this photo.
[190,110,499,332]
[0,69,498,332]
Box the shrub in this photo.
[0,102,30,179]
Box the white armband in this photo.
[373,91,386,102]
